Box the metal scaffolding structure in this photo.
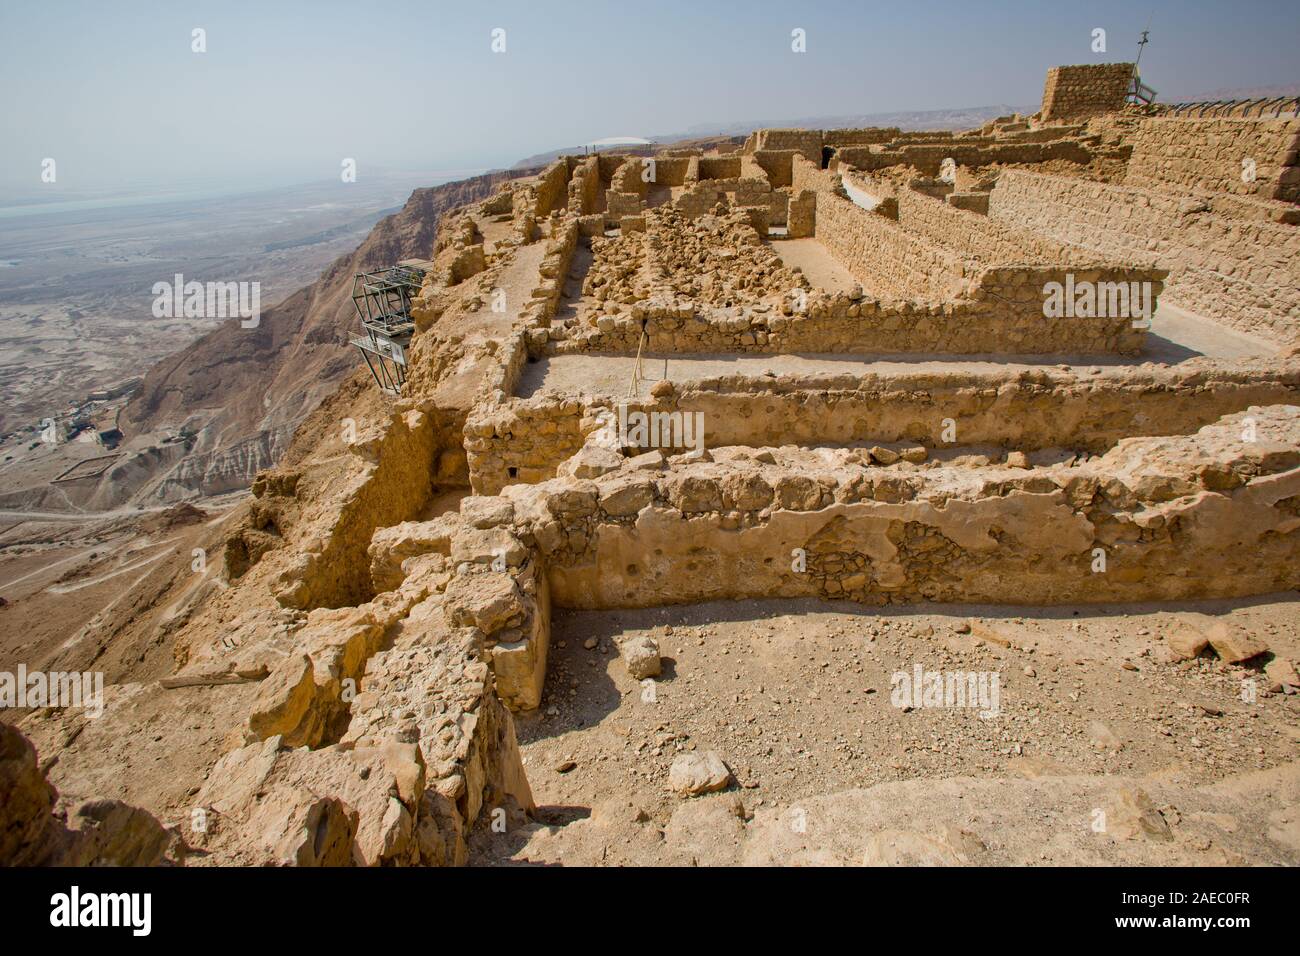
[349,260,432,396]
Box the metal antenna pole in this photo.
[1135,29,1150,71]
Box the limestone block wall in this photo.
[364,515,552,711]
[651,363,1298,452]
[792,154,845,196]
[606,191,644,219]
[752,149,796,187]
[534,160,570,217]
[504,405,1300,610]
[544,280,1145,357]
[699,156,743,180]
[484,362,1298,489]
[988,169,1300,344]
[228,522,541,864]
[610,158,648,196]
[825,127,902,147]
[814,190,973,300]
[1040,63,1134,121]
[272,405,452,611]
[745,128,823,161]
[567,157,601,216]
[896,188,1092,266]
[597,154,627,180]
[834,139,1094,175]
[648,156,691,187]
[787,189,816,237]
[674,176,777,219]
[465,395,596,494]
[1125,116,1300,202]
[531,217,579,321]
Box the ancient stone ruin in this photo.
[6,63,1299,867]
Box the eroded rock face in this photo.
[215,513,538,865]
[0,723,181,866]
[0,722,60,865]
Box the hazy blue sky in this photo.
[2,0,1296,195]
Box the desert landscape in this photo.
[4,60,1298,876]
[0,7,1297,916]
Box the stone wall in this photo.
[752,149,796,187]
[745,128,823,162]
[222,531,539,864]
[465,394,596,495]
[1040,63,1134,122]
[485,361,1298,488]
[896,188,1092,267]
[988,168,1300,345]
[531,218,579,321]
[1125,116,1300,202]
[787,189,816,237]
[699,156,743,180]
[544,279,1146,357]
[504,405,1300,609]
[815,189,973,300]
[825,127,902,146]
[567,156,601,216]
[834,139,1093,176]
[650,156,692,187]
[534,160,570,217]
[272,405,452,611]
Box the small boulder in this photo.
[668,751,731,796]
[1203,621,1267,664]
[621,635,661,679]
[1264,656,1298,689]
[1164,624,1209,662]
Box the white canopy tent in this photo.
[584,136,654,154]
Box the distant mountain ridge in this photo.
[119,169,536,503]
[510,104,1034,169]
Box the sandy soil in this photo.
[475,595,1300,865]
[516,301,1275,401]
[767,237,859,292]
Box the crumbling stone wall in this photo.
[834,139,1093,176]
[988,168,1300,344]
[745,128,823,162]
[1040,63,1134,122]
[567,156,601,216]
[815,188,973,300]
[675,175,778,220]
[509,405,1300,609]
[465,394,594,494]
[476,362,1298,490]
[531,218,579,321]
[699,156,743,180]
[1125,116,1300,202]
[787,188,816,237]
[896,188,1093,267]
[825,127,902,147]
[273,405,449,610]
[752,149,796,188]
[648,156,691,187]
[534,160,571,217]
